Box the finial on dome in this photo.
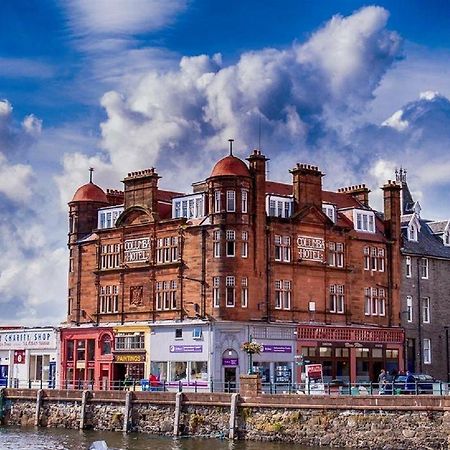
[228,139,234,156]
[89,167,94,183]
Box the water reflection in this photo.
[0,427,333,450]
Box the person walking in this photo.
[378,369,387,394]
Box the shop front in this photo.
[213,323,297,389]
[0,327,59,388]
[149,323,210,390]
[60,326,113,389]
[296,325,404,383]
[113,325,150,387]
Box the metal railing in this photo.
[1,378,449,396]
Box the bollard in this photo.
[229,393,239,440]
[123,391,132,433]
[35,389,43,427]
[79,390,90,430]
[173,392,182,437]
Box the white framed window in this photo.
[354,210,375,233]
[226,190,236,212]
[329,284,344,313]
[377,248,385,272]
[379,289,386,316]
[370,247,377,271]
[213,230,221,258]
[241,189,248,213]
[328,242,344,267]
[172,194,205,219]
[214,190,221,213]
[363,247,370,270]
[241,277,248,308]
[100,243,121,269]
[275,280,291,310]
[241,231,248,258]
[405,256,412,278]
[274,235,290,262]
[269,199,276,216]
[156,280,177,311]
[364,288,371,316]
[322,204,336,223]
[423,338,431,364]
[408,223,418,242]
[225,276,235,307]
[364,287,385,317]
[406,295,413,322]
[100,285,119,313]
[29,354,50,382]
[444,231,450,246]
[420,258,428,279]
[156,236,178,264]
[226,230,235,257]
[266,195,293,218]
[422,297,430,324]
[97,207,124,229]
[213,277,220,308]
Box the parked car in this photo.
[380,373,440,395]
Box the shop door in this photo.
[224,367,237,393]
[48,362,56,388]
[0,365,7,387]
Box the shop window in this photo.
[150,361,168,382]
[385,349,399,359]
[192,328,202,340]
[77,340,86,361]
[319,347,332,357]
[252,362,271,382]
[171,361,187,381]
[190,361,208,380]
[66,340,74,361]
[115,332,145,350]
[101,337,111,355]
[335,348,349,358]
[29,355,50,382]
[175,328,183,339]
[372,348,383,359]
[87,339,95,361]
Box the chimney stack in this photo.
[290,163,323,212]
[337,184,371,207]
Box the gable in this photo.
[116,206,154,227]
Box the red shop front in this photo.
[60,326,114,390]
[296,325,405,384]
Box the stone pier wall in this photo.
[2,388,450,449]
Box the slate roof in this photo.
[427,220,449,234]
[401,218,450,259]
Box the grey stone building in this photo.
[398,169,450,381]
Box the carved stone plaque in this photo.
[130,285,144,306]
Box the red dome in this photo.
[72,182,108,203]
[210,155,250,178]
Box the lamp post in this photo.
[248,334,253,375]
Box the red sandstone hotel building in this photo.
[61,146,404,389]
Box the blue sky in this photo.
[1,0,450,326]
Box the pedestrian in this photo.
[378,369,387,394]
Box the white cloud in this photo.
[22,114,43,136]
[66,0,187,36]
[0,154,33,202]
[381,110,409,130]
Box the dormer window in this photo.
[98,206,124,229]
[172,193,205,219]
[444,231,450,246]
[322,204,336,223]
[353,209,375,233]
[408,223,418,241]
[266,195,293,218]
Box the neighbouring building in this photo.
[0,327,59,388]
[64,144,404,388]
[398,169,450,381]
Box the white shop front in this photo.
[149,322,211,390]
[0,327,59,388]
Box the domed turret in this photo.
[210,155,250,178]
[72,182,108,203]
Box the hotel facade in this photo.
[62,146,404,389]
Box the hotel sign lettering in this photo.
[124,237,150,263]
[297,235,324,262]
